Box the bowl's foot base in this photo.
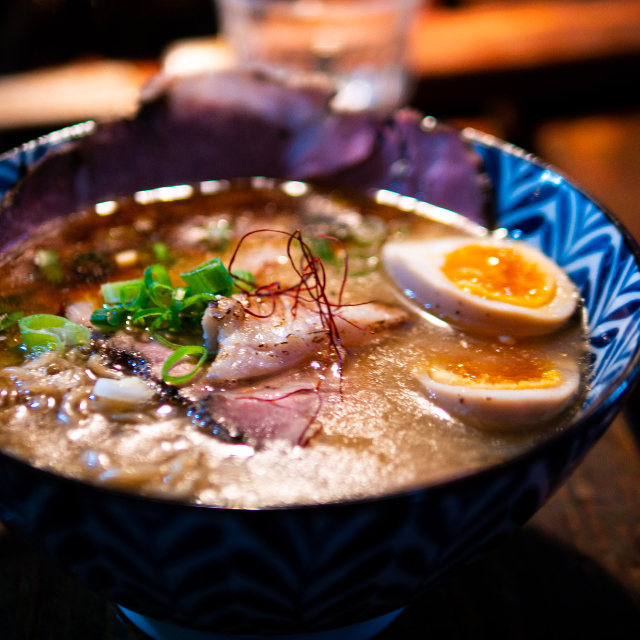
[118,605,404,640]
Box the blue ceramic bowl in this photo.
[1,100,639,637]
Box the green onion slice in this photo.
[180,258,233,296]
[161,345,208,384]
[147,282,173,308]
[149,316,183,349]
[34,249,64,285]
[182,293,216,311]
[90,308,112,329]
[19,314,91,352]
[151,331,181,349]
[131,307,165,324]
[91,259,249,337]
[168,287,188,331]
[231,269,256,293]
[107,307,129,327]
[145,264,172,288]
[152,242,170,263]
[140,264,173,308]
[0,311,24,332]
[101,279,143,305]
[90,307,128,330]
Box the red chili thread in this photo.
[225,227,379,436]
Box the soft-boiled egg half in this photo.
[382,237,579,337]
[417,355,580,430]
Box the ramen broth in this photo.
[0,181,587,507]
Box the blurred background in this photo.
[2,0,640,237]
[2,1,640,638]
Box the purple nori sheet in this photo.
[0,71,490,247]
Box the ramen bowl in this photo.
[0,73,639,638]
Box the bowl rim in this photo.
[1,122,639,514]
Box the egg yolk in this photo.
[441,244,556,308]
[429,357,562,389]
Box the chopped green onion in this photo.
[0,311,24,332]
[144,264,172,288]
[147,282,173,309]
[131,307,165,324]
[231,269,256,293]
[168,287,188,331]
[35,249,64,285]
[142,264,173,308]
[19,314,91,353]
[101,279,143,305]
[161,345,208,385]
[120,283,143,308]
[152,242,170,262]
[150,331,182,349]
[107,308,129,327]
[90,308,111,329]
[149,316,184,349]
[90,259,253,338]
[134,285,151,311]
[91,307,129,329]
[182,293,217,311]
[180,258,233,296]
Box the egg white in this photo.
[382,237,579,337]
[416,359,580,431]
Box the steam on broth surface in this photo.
[0,180,587,507]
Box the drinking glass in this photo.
[215,0,422,112]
